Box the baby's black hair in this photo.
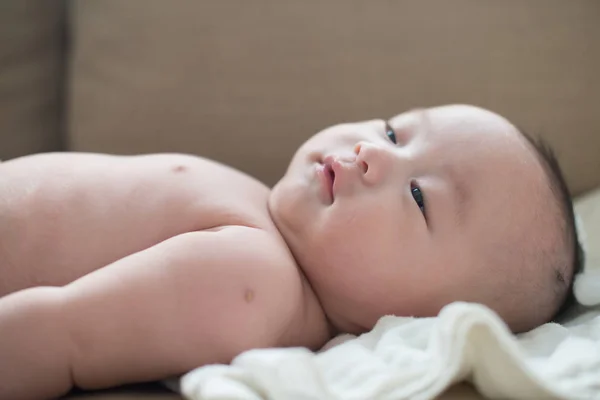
[519,131,584,322]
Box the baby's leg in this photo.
[0,227,298,400]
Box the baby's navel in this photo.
[244,289,255,303]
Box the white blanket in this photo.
[180,303,600,400]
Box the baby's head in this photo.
[268,104,581,334]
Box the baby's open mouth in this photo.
[317,156,336,203]
[326,163,335,188]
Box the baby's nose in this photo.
[354,141,393,186]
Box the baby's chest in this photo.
[1,153,275,278]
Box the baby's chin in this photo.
[266,179,309,253]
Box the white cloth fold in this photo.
[180,302,600,400]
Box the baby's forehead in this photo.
[420,107,555,243]
[394,106,539,170]
[388,105,521,140]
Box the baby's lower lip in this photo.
[316,164,334,203]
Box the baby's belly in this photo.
[0,153,273,296]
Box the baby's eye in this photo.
[411,183,426,216]
[385,121,397,144]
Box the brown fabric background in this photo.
[0,0,65,159]
[68,0,600,195]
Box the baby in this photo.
[0,104,581,399]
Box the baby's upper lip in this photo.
[321,154,356,198]
[323,155,354,174]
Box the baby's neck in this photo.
[266,203,338,342]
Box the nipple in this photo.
[172,164,187,173]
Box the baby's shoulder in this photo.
[206,225,300,281]
[204,226,330,349]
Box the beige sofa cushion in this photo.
[0,0,65,159]
[68,1,600,195]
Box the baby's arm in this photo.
[0,226,300,400]
[0,287,70,399]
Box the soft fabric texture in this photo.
[178,189,600,400]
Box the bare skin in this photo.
[0,153,330,399]
[0,105,564,399]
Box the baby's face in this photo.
[269,104,555,334]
